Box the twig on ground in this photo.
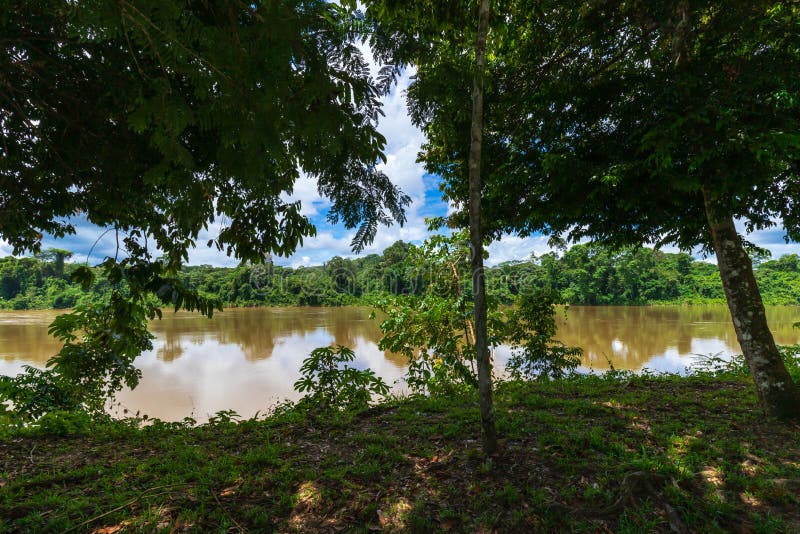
[64,483,192,533]
[210,487,246,533]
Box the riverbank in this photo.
[2,375,799,532]
[0,294,765,312]
[0,296,739,312]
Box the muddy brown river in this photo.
[1,305,798,420]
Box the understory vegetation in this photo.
[2,370,799,533]
[2,342,799,532]
[2,244,800,311]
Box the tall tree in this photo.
[365,0,499,455]
[440,0,800,418]
[468,0,498,455]
[35,248,73,278]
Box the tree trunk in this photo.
[468,0,497,455]
[703,186,800,419]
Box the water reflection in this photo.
[0,305,798,420]
[148,307,406,366]
[555,305,800,373]
[0,310,63,364]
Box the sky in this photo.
[2,47,797,268]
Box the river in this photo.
[1,305,798,421]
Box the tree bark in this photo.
[703,186,800,419]
[468,0,497,455]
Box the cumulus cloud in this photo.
[0,239,13,257]
[281,173,331,218]
[656,220,799,265]
[735,219,799,259]
[485,235,556,266]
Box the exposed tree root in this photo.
[598,471,688,534]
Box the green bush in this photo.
[294,346,390,412]
[0,366,83,425]
[504,290,583,380]
[33,410,93,437]
[690,345,800,382]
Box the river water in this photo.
[1,305,798,421]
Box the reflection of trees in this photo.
[557,305,800,370]
[156,336,185,362]
[0,311,63,364]
[3,305,797,371]
[148,307,406,365]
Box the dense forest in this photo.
[2,243,799,310]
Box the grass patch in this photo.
[1,375,799,532]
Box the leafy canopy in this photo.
[428,1,800,251]
[1,0,410,262]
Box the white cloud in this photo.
[39,222,121,264]
[377,140,427,203]
[0,239,13,257]
[186,242,240,267]
[655,220,800,265]
[734,220,799,259]
[276,56,438,266]
[281,173,330,218]
[485,235,555,266]
[378,67,425,152]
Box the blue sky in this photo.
[2,55,797,267]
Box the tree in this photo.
[0,0,410,409]
[439,1,800,418]
[365,0,499,454]
[376,230,481,395]
[325,256,356,294]
[35,248,73,279]
[376,229,580,396]
[467,0,498,455]
[380,240,412,294]
[1,0,408,262]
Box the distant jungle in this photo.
[2,243,799,310]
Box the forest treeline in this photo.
[3,242,799,310]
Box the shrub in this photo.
[690,345,800,382]
[0,366,83,425]
[294,346,390,412]
[504,290,583,380]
